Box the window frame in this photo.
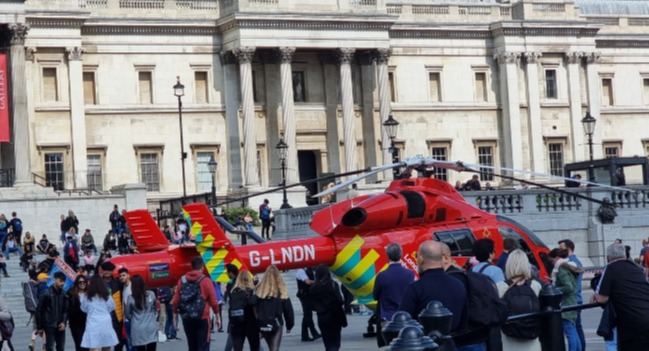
[601,74,614,106]
[426,140,451,181]
[82,65,98,105]
[134,145,163,192]
[544,68,558,99]
[546,140,565,177]
[426,65,443,103]
[292,70,307,103]
[41,65,60,103]
[388,66,397,103]
[642,75,649,106]
[603,141,622,158]
[473,71,488,102]
[86,149,105,191]
[134,64,156,104]
[473,140,498,182]
[193,70,209,104]
[191,144,221,193]
[432,229,476,257]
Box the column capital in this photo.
[8,23,29,46]
[336,48,356,65]
[374,48,392,65]
[523,52,542,64]
[66,47,85,61]
[233,47,256,64]
[564,51,584,64]
[584,52,601,64]
[494,51,520,64]
[25,47,37,62]
[278,47,295,64]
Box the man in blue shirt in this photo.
[399,240,466,331]
[559,239,585,351]
[373,243,415,346]
[471,238,505,283]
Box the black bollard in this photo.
[382,311,423,346]
[418,301,455,351]
[539,284,565,351]
[386,325,439,351]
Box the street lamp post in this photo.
[581,111,597,183]
[276,137,292,209]
[383,114,400,177]
[208,155,218,207]
[173,77,187,202]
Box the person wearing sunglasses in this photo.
[69,275,89,351]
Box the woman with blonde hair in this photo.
[498,249,542,351]
[253,265,294,351]
[229,270,259,351]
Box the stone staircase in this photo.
[1,251,37,327]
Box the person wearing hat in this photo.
[100,261,127,351]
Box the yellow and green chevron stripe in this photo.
[330,235,388,306]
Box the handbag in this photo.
[331,282,348,328]
[157,330,167,343]
[0,313,14,340]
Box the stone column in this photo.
[8,23,31,186]
[565,52,585,160]
[337,48,358,173]
[67,47,88,189]
[319,52,341,175]
[375,48,392,180]
[584,52,603,159]
[494,52,523,171]
[523,52,543,175]
[358,50,378,183]
[278,47,299,184]
[233,46,259,187]
[220,51,244,190]
[259,50,281,186]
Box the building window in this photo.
[256,148,265,187]
[477,145,494,181]
[431,146,448,181]
[82,72,96,105]
[388,71,396,102]
[44,153,64,191]
[603,143,621,158]
[644,78,649,104]
[474,72,487,102]
[139,153,159,192]
[194,71,208,104]
[138,71,153,104]
[196,151,215,192]
[545,69,557,99]
[429,72,441,102]
[42,67,59,102]
[602,78,614,106]
[548,142,564,176]
[87,154,103,191]
[292,71,306,102]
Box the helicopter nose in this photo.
[342,208,367,226]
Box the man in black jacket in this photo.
[37,271,69,351]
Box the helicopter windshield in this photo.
[496,215,548,249]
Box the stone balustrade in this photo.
[386,3,512,21]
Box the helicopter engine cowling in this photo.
[337,191,427,232]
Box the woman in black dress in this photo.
[68,275,89,351]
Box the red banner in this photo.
[0,54,8,142]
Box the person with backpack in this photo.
[0,294,14,351]
[310,264,346,351]
[548,248,583,351]
[259,199,272,240]
[228,270,259,351]
[172,257,221,351]
[471,238,506,351]
[24,271,46,351]
[37,271,69,351]
[498,250,541,351]
[9,212,23,246]
[252,265,294,351]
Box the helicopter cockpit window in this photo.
[498,226,539,269]
[496,215,548,249]
[433,229,476,256]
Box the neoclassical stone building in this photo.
[0,0,648,204]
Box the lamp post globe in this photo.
[275,138,292,209]
[174,76,187,202]
[581,111,597,183]
[383,114,400,177]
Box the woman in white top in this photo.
[80,274,119,351]
[498,249,542,351]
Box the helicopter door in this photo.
[497,225,542,271]
[432,229,476,257]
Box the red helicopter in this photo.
[108,156,622,305]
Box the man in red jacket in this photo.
[173,257,221,351]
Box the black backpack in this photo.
[501,280,540,339]
[178,276,206,320]
[452,266,508,328]
[228,288,249,325]
[22,282,38,314]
